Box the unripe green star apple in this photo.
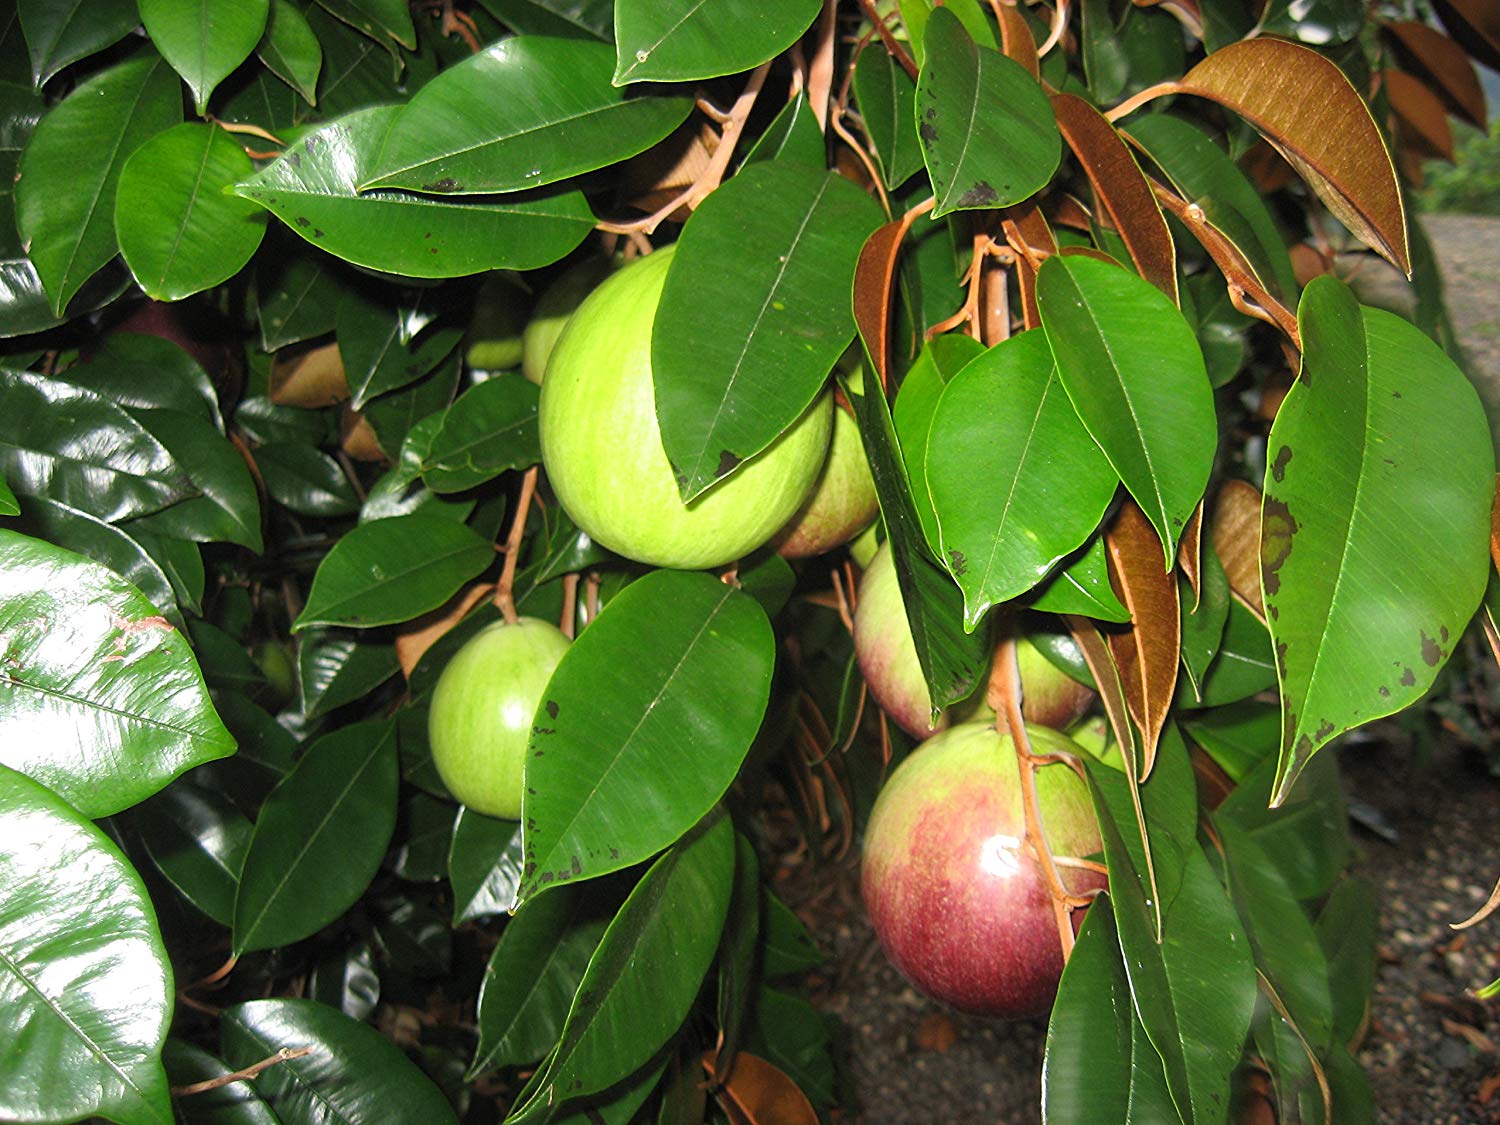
[428,617,570,819]
[522,255,615,385]
[539,246,833,571]
[853,542,1094,737]
[772,396,878,559]
[466,273,528,372]
[861,721,1106,1018]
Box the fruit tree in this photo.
[0,0,1497,1121]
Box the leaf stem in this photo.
[492,466,538,625]
[170,1047,314,1096]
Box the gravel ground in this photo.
[784,214,1500,1123]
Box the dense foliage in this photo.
[0,0,1497,1122]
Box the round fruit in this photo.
[772,397,878,558]
[860,721,1106,1018]
[522,255,615,384]
[539,246,833,571]
[849,520,880,569]
[853,542,1094,737]
[466,274,528,371]
[428,617,570,819]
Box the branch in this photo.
[171,1047,314,1097]
[492,466,539,624]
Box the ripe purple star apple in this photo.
[861,721,1106,1018]
[853,542,1095,737]
[539,246,832,570]
[428,616,570,819]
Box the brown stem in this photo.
[830,110,892,217]
[559,572,579,640]
[584,572,601,625]
[190,954,238,990]
[1103,80,1181,123]
[334,450,367,503]
[992,636,1077,961]
[1037,0,1071,58]
[855,0,920,79]
[492,466,538,625]
[170,1047,314,1097]
[807,0,839,130]
[597,63,772,236]
[980,253,1011,345]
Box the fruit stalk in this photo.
[492,464,539,625]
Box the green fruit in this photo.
[772,399,878,558]
[428,617,570,819]
[521,255,615,384]
[539,246,833,570]
[467,273,528,371]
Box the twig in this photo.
[170,1047,314,1096]
[990,637,1082,960]
[1037,0,1071,59]
[807,0,839,130]
[597,63,773,236]
[1103,80,1179,123]
[855,0,920,79]
[190,954,238,990]
[559,572,579,640]
[492,466,538,625]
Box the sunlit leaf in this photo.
[1264,279,1492,804]
[613,0,819,84]
[138,0,268,114]
[0,764,173,1125]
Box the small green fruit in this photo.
[539,246,833,570]
[522,255,615,384]
[428,617,570,819]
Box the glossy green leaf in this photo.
[470,888,606,1074]
[302,3,407,116]
[297,631,399,717]
[853,47,923,189]
[900,0,998,67]
[0,529,234,816]
[1127,113,1297,300]
[18,0,139,86]
[916,7,1060,217]
[1316,877,1378,1046]
[0,475,15,516]
[477,0,613,39]
[1090,762,1258,1124]
[0,78,43,260]
[449,806,524,923]
[164,1040,281,1125]
[306,941,379,1021]
[517,570,772,903]
[846,368,988,714]
[254,441,359,517]
[116,123,266,300]
[1264,279,1493,804]
[41,495,181,613]
[232,106,595,277]
[259,0,321,105]
[368,36,691,194]
[1179,543,1231,700]
[141,531,205,614]
[422,375,540,492]
[613,0,819,84]
[1037,254,1216,563]
[510,814,734,1121]
[1185,597,1276,708]
[255,244,342,350]
[715,833,760,1065]
[1217,819,1333,1052]
[1026,532,1131,622]
[0,367,194,520]
[85,331,224,427]
[139,0,268,114]
[294,512,495,630]
[221,998,456,1123]
[389,792,455,882]
[336,285,463,409]
[125,410,263,553]
[15,52,181,313]
[891,333,985,555]
[742,90,824,168]
[746,985,837,1111]
[233,720,399,953]
[0,763,172,1125]
[761,890,824,978]
[654,162,882,500]
[1042,904,1174,1123]
[134,781,252,926]
[362,352,461,455]
[312,0,415,49]
[927,330,1118,630]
